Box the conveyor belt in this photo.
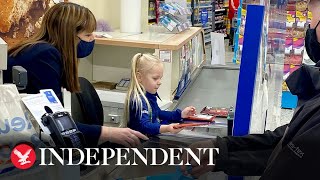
[175,65,240,138]
[177,65,240,110]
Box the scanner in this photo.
[12,66,28,90]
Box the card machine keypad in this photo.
[41,111,86,149]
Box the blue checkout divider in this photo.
[233,4,265,136]
[231,5,265,180]
[281,91,297,109]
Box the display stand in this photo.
[281,0,309,109]
[158,1,192,33]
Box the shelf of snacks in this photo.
[282,0,309,109]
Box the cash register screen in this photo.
[56,116,75,132]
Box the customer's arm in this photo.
[212,124,287,175]
[214,147,273,176]
[217,124,287,152]
[181,125,287,177]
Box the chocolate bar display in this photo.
[200,106,229,118]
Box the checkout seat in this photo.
[71,77,126,150]
[71,77,104,126]
[71,77,122,177]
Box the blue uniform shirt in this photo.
[128,92,182,135]
[3,43,101,147]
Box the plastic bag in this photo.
[210,32,226,65]
[0,85,38,173]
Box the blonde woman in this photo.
[4,2,147,148]
[125,53,196,135]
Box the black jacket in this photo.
[214,65,320,179]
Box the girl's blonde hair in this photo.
[9,2,96,93]
[123,53,162,127]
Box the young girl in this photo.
[124,53,196,135]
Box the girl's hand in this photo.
[181,106,196,118]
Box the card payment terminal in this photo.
[41,111,86,148]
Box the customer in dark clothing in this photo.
[3,2,147,148]
[181,0,320,179]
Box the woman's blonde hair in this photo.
[9,2,96,92]
[124,53,162,127]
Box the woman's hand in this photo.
[181,106,196,118]
[100,127,148,147]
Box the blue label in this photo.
[201,9,208,27]
[43,91,57,103]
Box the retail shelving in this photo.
[281,0,309,109]
[188,0,227,45]
[148,0,165,24]
[148,0,157,24]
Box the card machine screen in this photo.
[56,116,75,132]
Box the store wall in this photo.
[70,0,148,31]
[70,0,120,29]
[72,0,149,80]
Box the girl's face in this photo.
[139,63,163,94]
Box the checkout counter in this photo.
[0,27,234,179]
[76,26,239,179]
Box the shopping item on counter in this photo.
[173,122,210,129]
[184,114,215,122]
[200,106,229,118]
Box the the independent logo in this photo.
[10,143,36,169]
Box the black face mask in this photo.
[305,21,320,65]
